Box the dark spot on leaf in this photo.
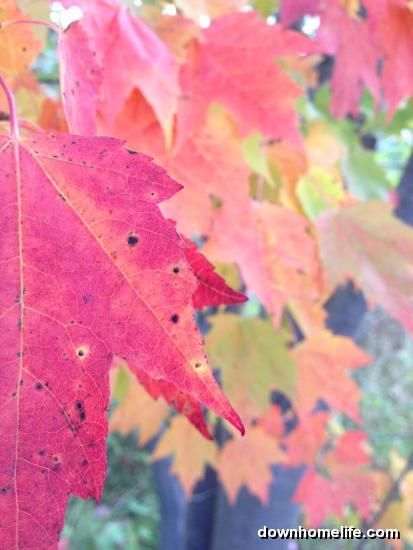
[77,349,85,357]
[171,314,179,324]
[38,449,45,456]
[81,459,88,466]
[19,379,23,386]
[195,363,201,369]
[79,411,86,421]
[209,193,223,211]
[40,469,46,474]
[11,392,16,397]
[127,149,137,155]
[35,383,43,391]
[173,267,180,274]
[1,486,10,495]
[127,235,139,246]
[76,401,83,410]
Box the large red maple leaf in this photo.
[0,130,243,548]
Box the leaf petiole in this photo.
[0,72,20,139]
[0,18,62,139]
[0,18,60,34]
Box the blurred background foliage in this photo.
[34,6,413,550]
[63,433,159,550]
[4,0,413,548]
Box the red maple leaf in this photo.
[182,236,247,309]
[58,20,102,136]
[295,431,374,526]
[0,129,243,548]
[364,0,413,116]
[316,1,380,117]
[281,0,380,117]
[176,11,316,147]
[60,0,179,143]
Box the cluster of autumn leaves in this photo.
[2,0,413,542]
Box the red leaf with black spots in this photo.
[0,130,243,548]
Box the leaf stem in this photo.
[0,72,20,139]
[0,18,60,34]
[0,18,62,138]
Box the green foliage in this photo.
[63,433,159,550]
